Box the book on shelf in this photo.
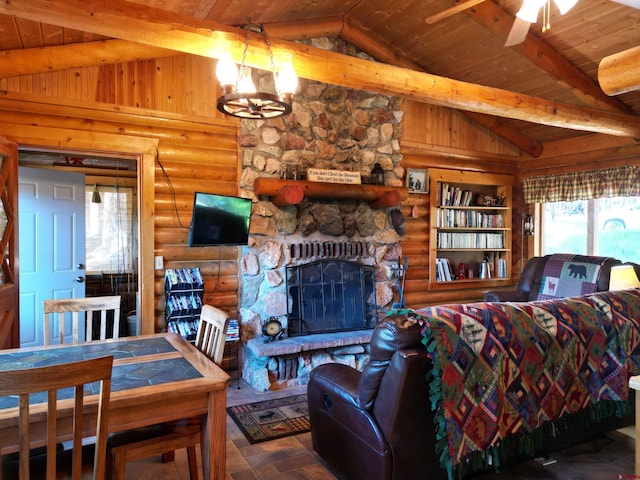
[437,232,504,249]
[497,257,507,278]
[436,258,453,282]
[436,208,505,228]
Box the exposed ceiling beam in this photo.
[425,0,487,24]
[599,46,640,96]
[0,39,175,77]
[1,0,639,138]
[466,0,635,115]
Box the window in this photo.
[542,196,640,263]
[85,186,137,273]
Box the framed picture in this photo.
[407,168,429,194]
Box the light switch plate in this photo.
[154,255,163,270]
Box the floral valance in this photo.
[523,165,640,204]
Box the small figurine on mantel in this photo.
[371,163,385,185]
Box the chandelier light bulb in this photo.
[276,52,298,96]
[237,66,257,94]
[215,51,238,93]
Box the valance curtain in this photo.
[523,165,640,204]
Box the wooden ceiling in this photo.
[0,0,639,157]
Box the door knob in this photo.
[77,263,85,270]
[74,276,85,283]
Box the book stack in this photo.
[439,183,476,207]
[436,258,453,282]
[166,318,200,338]
[437,232,504,249]
[226,319,240,343]
[436,208,504,228]
[165,267,204,290]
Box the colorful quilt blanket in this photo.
[537,253,608,300]
[414,289,640,474]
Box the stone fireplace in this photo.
[236,36,406,390]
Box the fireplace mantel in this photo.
[254,177,409,209]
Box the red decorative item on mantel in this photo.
[458,263,466,280]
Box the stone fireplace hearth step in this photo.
[244,329,375,390]
[246,329,374,357]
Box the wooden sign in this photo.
[307,168,361,184]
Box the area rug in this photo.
[227,394,310,444]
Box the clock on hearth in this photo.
[262,317,284,343]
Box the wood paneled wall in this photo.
[0,55,228,120]
[401,99,521,157]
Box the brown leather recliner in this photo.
[483,254,621,302]
[307,316,442,480]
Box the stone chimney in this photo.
[238,37,405,346]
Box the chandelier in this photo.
[216,22,298,119]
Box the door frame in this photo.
[0,137,18,348]
[8,127,158,335]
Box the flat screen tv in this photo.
[188,192,252,247]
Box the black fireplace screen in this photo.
[286,259,377,336]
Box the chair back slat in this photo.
[195,305,229,365]
[43,296,121,346]
[0,356,113,480]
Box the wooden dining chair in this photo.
[0,355,113,480]
[43,295,122,346]
[106,304,230,480]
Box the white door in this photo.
[19,166,86,347]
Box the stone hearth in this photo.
[243,330,372,391]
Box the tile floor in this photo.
[122,379,637,480]
[124,381,334,480]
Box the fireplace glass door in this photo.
[286,260,377,336]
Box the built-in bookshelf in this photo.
[164,267,204,341]
[428,169,513,290]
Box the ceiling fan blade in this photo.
[504,17,532,46]
[425,0,488,24]
[608,0,640,8]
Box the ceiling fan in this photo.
[504,0,579,46]
[425,0,640,47]
[505,0,640,46]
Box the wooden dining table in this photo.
[0,333,231,480]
